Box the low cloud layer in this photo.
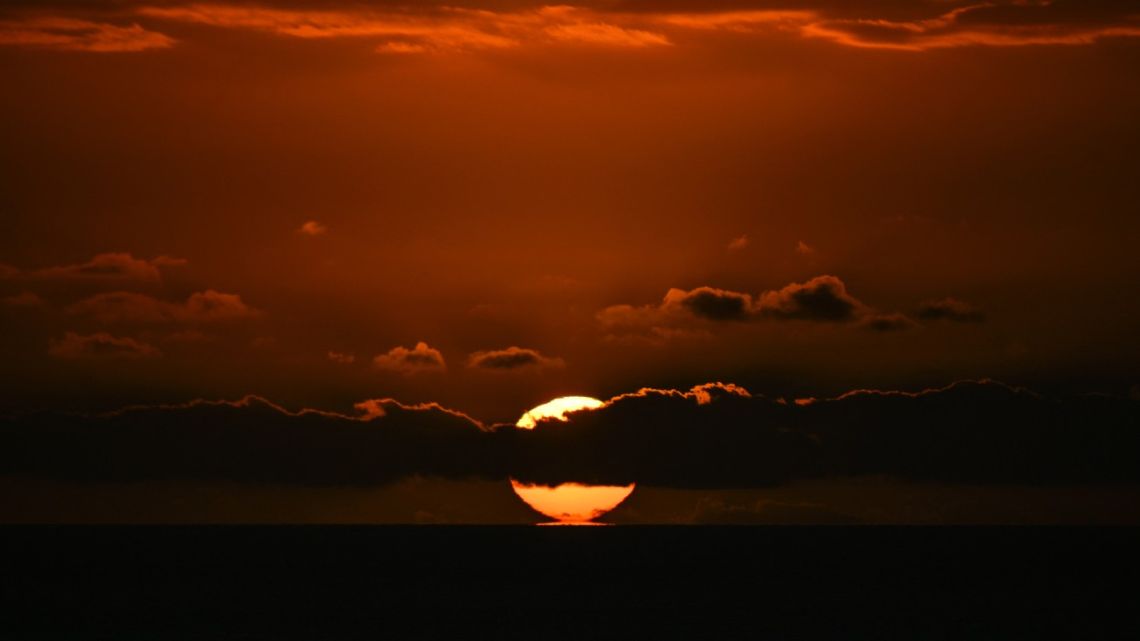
[3,380,1136,488]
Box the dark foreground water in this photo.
[2,526,1138,640]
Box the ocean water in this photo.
[2,525,1137,639]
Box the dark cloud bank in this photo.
[3,381,1137,489]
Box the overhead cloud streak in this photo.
[3,1,1136,53]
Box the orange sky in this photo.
[0,2,1138,523]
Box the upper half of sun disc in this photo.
[516,396,604,429]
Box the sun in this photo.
[515,395,605,429]
[511,396,635,524]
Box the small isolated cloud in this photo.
[467,347,565,371]
[1,292,44,307]
[67,290,259,324]
[2,253,186,283]
[48,331,160,360]
[860,312,919,332]
[754,275,864,321]
[727,235,749,251]
[373,342,446,375]
[918,297,985,323]
[328,350,356,364]
[0,17,174,52]
[297,220,327,236]
[795,240,815,256]
[668,286,754,322]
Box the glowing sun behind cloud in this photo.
[511,396,635,524]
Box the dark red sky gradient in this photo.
[1,1,1138,522]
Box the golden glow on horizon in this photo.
[512,396,634,523]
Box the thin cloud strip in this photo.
[467,346,565,371]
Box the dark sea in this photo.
[2,526,1137,640]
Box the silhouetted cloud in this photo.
[918,297,986,323]
[0,253,185,283]
[48,331,160,359]
[373,341,446,375]
[673,286,754,321]
[467,347,564,371]
[3,380,1136,488]
[67,290,259,324]
[754,275,864,321]
[513,380,1140,487]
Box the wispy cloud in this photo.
[48,331,161,359]
[0,17,174,52]
[0,253,185,282]
[67,290,259,324]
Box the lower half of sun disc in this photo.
[510,479,635,523]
